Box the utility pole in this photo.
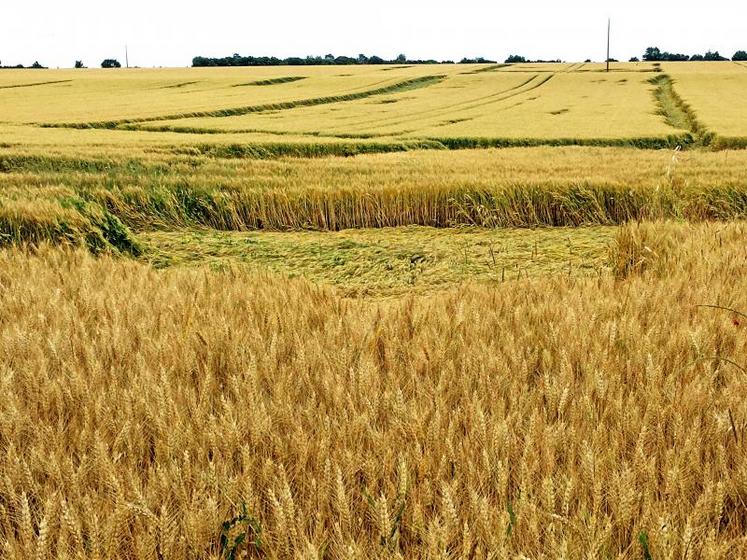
[606,18,610,72]
[125,45,129,69]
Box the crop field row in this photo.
[1,62,746,152]
[2,147,746,256]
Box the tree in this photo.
[642,47,691,62]
[396,54,407,64]
[505,55,526,63]
[74,60,85,68]
[629,57,640,62]
[733,51,747,61]
[31,61,44,69]
[703,50,727,61]
[689,54,704,61]
[101,59,122,68]
[643,47,662,61]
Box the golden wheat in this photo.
[1,221,745,559]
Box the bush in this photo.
[703,50,728,61]
[732,50,747,61]
[74,60,85,68]
[101,59,122,68]
[643,47,687,62]
[459,57,497,64]
[504,55,527,63]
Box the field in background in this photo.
[1,61,746,150]
[1,62,747,558]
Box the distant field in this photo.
[2,61,745,150]
[0,65,442,123]
[140,68,672,140]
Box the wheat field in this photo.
[1,61,747,558]
[1,222,746,559]
[2,62,746,149]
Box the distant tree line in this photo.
[191,53,501,67]
[504,55,562,63]
[0,59,124,69]
[458,57,497,64]
[641,47,745,62]
[0,61,46,69]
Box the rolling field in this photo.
[1,62,747,558]
[137,70,671,140]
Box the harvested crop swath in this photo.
[233,76,307,87]
[42,75,447,129]
[0,79,72,90]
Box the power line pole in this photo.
[606,18,610,72]
[125,45,129,69]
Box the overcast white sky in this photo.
[3,1,746,68]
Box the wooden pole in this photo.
[125,45,129,69]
